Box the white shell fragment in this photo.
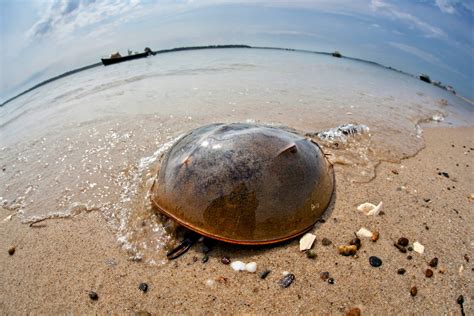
[205,279,216,287]
[413,241,425,254]
[357,201,383,216]
[230,261,246,271]
[245,262,257,273]
[299,233,316,251]
[356,227,373,238]
[2,214,13,223]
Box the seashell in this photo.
[299,233,316,251]
[357,201,383,216]
[356,227,373,238]
[245,262,257,273]
[413,241,424,254]
[230,261,246,271]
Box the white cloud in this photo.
[370,0,445,37]
[389,41,439,63]
[435,0,456,14]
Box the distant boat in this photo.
[331,51,342,58]
[419,74,431,83]
[101,47,155,66]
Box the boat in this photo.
[331,51,342,58]
[419,74,431,83]
[101,47,155,66]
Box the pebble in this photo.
[413,241,425,254]
[8,246,15,256]
[397,237,409,247]
[338,245,358,256]
[306,249,316,259]
[202,255,209,263]
[407,255,413,260]
[321,238,332,246]
[425,269,433,278]
[259,270,271,279]
[138,283,148,293]
[320,271,330,281]
[230,261,246,271]
[328,277,335,284]
[89,291,99,301]
[410,286,417,297]
[394,243,407,253]
[438,171,449,178]
[346,307,361,316]
[429,257,438,268]
[371,231,380,242]
[279,273,295,288]
[397,268,406,275]
[245,262,257,273]
[221,257,231,265]
[369,256,382,267]
[349,238,361,250]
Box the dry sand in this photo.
[1,126,472,314]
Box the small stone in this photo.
[397,237,409,247]
[138,283,148,293]
[369,256,382,267]
[457,295,464,305]
[320,271,330,281]
[349,238,361,250]
[321,238,332,246]
[463,254,469,262]
[410,286,417,297]
[328,277,335,284]
[205,279,216,287]
[394,243,407,253]
[8,246,15,256]
[230,261,246,271]
[397,268,406,275]
[429,257,438,268]
[425,269,433,278]
[338,245,358,256]
[259,270,271,279]
[438,171,449,178]
[89,291,99,300]
[371,231,380,242]
[346,307,361,316]
[201,255,209,263]
[306,249,317,259]
[407,255,413,260]
[279,273,295,288]
[221,257,231,265]
[439,267,446,274]
[407,246,413,251]
[245,262,257,273]
[413,241,424,254]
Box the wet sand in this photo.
[1,126,472,314]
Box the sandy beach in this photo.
[1,125,472,314]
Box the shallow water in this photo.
[1,48,472,264]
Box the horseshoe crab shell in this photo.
[151,123,334,245]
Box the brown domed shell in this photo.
[151,123,334,245]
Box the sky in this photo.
[0,0,473,102]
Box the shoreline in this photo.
[1,44,469,107]
[1,125,472,314]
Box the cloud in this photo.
[435,0,456,14]
[27,0,142,40]
[370,0,445,37]
[389,41,439,63]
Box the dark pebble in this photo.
[349,238,361,250]
[397,237,409,247]
[8,246,15,256]
[369,256,382,267]
[425,269,433,278]
[138,283,148,293]
[407,246,413,251]
[464,254,469,262]
[89,291,99,301]
[279,273,295,288]
[457,295,464,305]
[423,198,431,203]
[321,238,332,246]
[320,271,330,281]
[429,257,438,268]
[394,243,407,253]
[201,255,209,263]
[306,249,317,259]
[259,270,271,279]
[346,307,361,316]
[397,268,406,275]
[407,255,413,260]
[410,286,417,297]
[438,171,449,178]
[221,257,231,265]
[328,277,335,284]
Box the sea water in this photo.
[0,48,472,263]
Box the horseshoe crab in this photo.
[151,123,334,245]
